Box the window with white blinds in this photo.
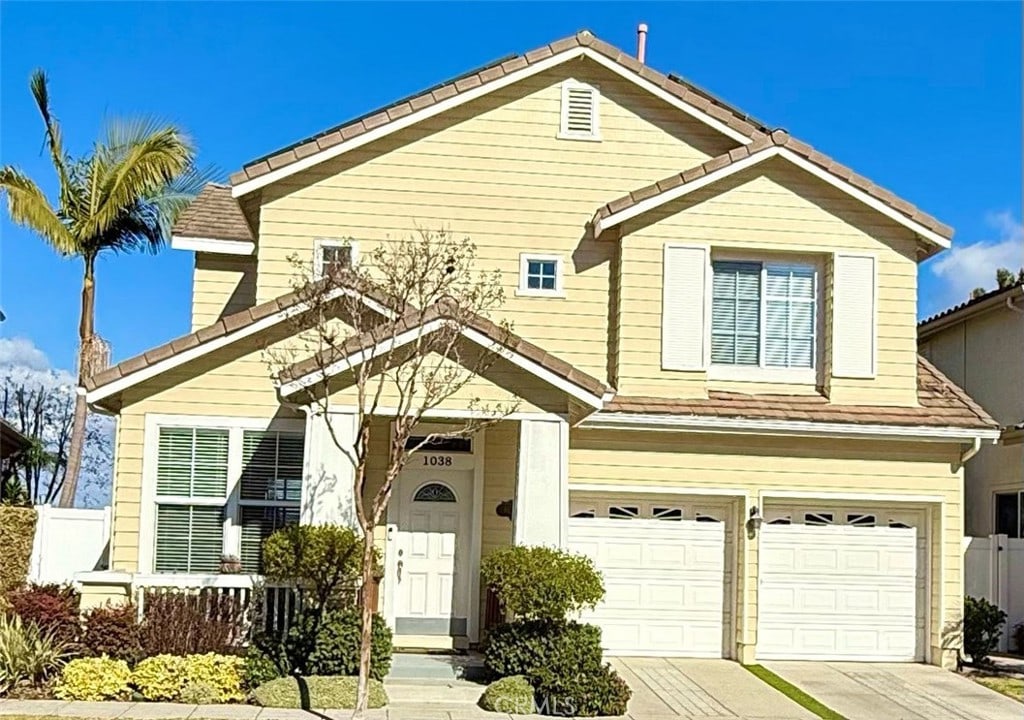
[559,81,600,140]
[238,430,304,572]
[154,427,229,573]
[711,260,818,370]
[151,423,305,575]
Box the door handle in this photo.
[397,560,403,582]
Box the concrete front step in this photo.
[384,679,486,704]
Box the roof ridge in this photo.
[919,279,1023,327]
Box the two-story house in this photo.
[919,282,1024,538]
[76,30,998,668]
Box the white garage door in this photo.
[566,498,728,657]
[758,507,924,662]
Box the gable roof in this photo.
[170,184,255,255]
[602,356,997,433]
[228,30,770,195]
[591,130,953,254]
[278,299,611,408]
[918,280,1023,337]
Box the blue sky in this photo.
[1,2,1021,372]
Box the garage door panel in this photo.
[567,517,726,658]
[758,522,922,662]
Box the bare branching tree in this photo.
[267,228,517,716]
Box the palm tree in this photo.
[1,70,212,506]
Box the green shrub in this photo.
[179,681,220,705]
[481,546,603,621]
[6,584,81,647]
[55,657,132,701]
[283,608,393,680]
[131,653,245,703]
[251,675,388,709]
[534,663,631,717]
[0,507,36,599]
[263,525,362,612]
[0,613,68,696]
[1014,623,1024,654]
[479,675,534,714]
[485,619,602,679]
[964,596,1006,663]
[82,603,142,664]
[132,654,187,701]
[242,647,281,690]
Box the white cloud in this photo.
[929,211,1024,303]
[0,336,57,372]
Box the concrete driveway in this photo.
[610,658,815,719]
[766,662,1023,720]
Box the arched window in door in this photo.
[413,482,457,503]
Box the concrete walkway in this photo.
[766,661,1024,720]
[610,658,815,719]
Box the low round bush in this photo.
[481,546,603,621]
[182,653,245,703]
[251,675,388,709]
[285,608,393,680]
[242,647,281,690]
[82,603,142,665]
[55,656,132,701]
[964,595,1007,663]
[485,619,602,679]
[479,675,534,714]
[534,663,631,717]
[132,654,188,701]
[178,681,220,705]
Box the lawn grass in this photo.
[972,675,1024,702]
[744,664,848,720]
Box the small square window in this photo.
[518,254,563,297]
[314,239,358,278]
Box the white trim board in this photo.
[569,483,748,497]
[583,412,1000,443]
[171,236,255,256]
[592,146,950,250]
[231,46,753,197]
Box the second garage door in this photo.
[757,506,925,662]
[566,497,729,657]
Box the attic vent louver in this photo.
[559,81,600,140]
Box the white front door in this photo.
[390,468,472,637]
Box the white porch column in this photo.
[301,409,359,528]
[513,418,569,547]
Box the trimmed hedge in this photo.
[251,675,388,709]
[479,675,534,714]
[0,506,36,599]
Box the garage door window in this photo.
[803,511,834,526]
[847,513,876,526]
[609,505,640,519]
[652,507,683,521]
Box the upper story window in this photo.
[518,253,564,297]
[558,81,600,141]
[710,260,818,374]
[314,238,358,278]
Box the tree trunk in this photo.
[59,255,96,508]
[353,525,377,718]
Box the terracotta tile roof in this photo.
[605,356,996,430]
[919,280,1023,329]
[172,183,254,242]
[279,298,610,400]
[230,30,769,187]
[592,130,953,242]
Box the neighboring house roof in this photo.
[0,419,31,460]
[604,356,997,431]
[170,184,255,255]
[228,30,769,194]
[918,280,1024,338]
[277,298,611,407]
[591,130,953,252]
[1002,421,1024,445]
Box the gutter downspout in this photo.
[956,436,983,471]
[1007,295,1024,314]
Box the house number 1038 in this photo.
[422,455,453,466]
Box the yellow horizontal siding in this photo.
[190,254,257,330]
[618,157,920,403]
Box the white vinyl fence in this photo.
[29,505,111,584]
[964,534,1024,652]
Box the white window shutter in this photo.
[831,253,877,378]
[662,245,709,371]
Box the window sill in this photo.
[514,289,566,299]
[707,365,817,385]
